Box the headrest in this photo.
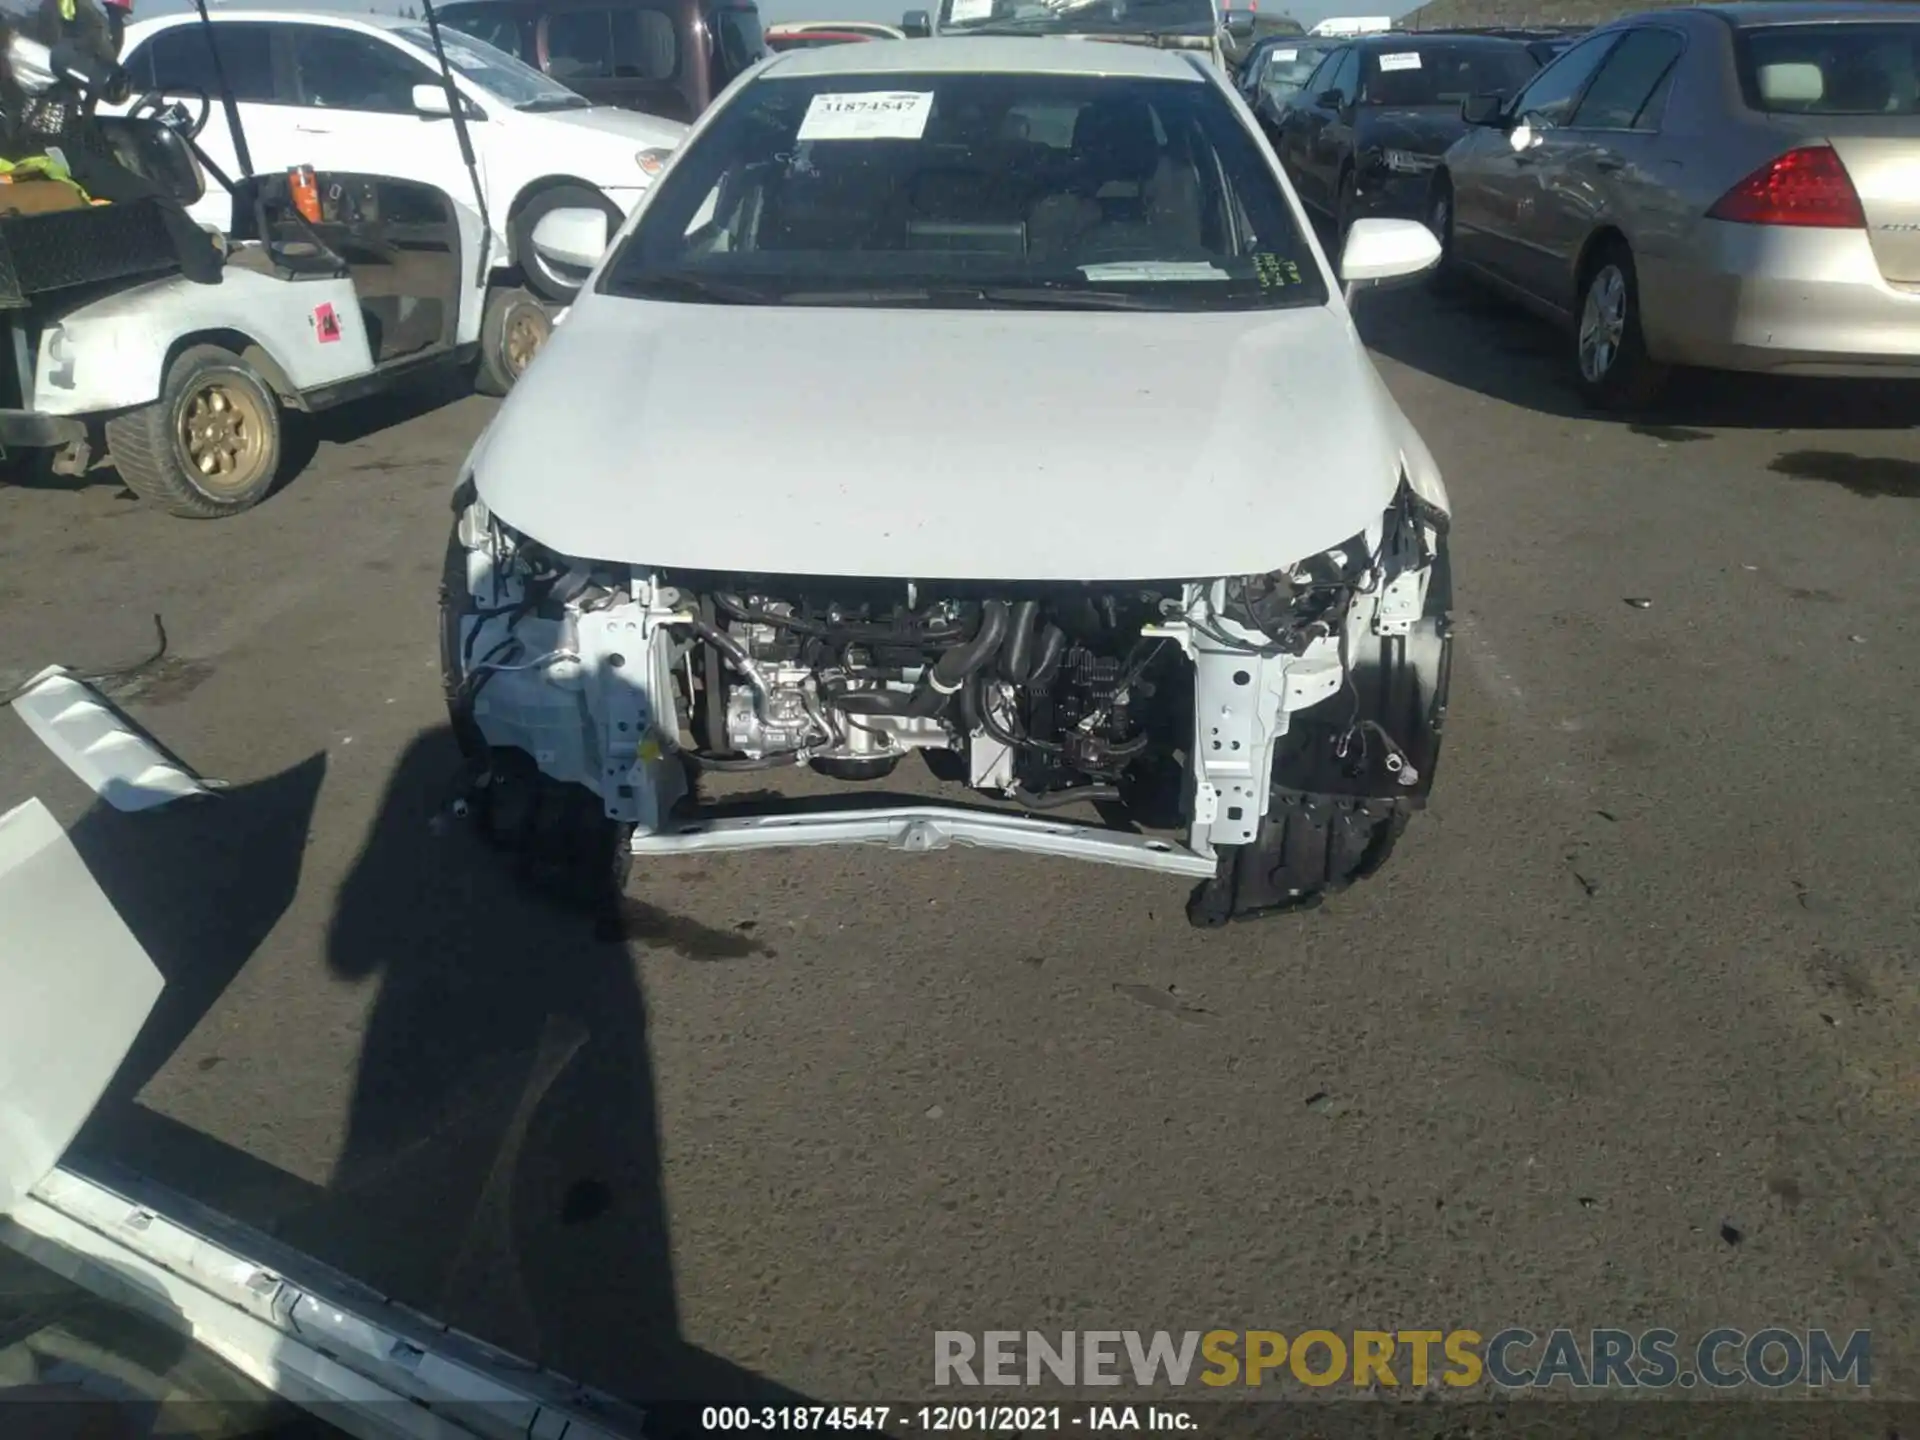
[1757,62,1823,105]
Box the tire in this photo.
[1332,165,1358,250]
[510,184,620,303]
[1573,240,1669,412]
[474,285,553,397]
[105,345,282,519]
[1426,174,1458,286]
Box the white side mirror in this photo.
[1338,217,1441,297]
[412,83,453,116]
[531,207,610,273]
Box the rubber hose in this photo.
[829,601,1013,719]
[1001,600,1040,684]
[1028,624,1067,689]
[928,600,1011,693]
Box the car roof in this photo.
[1346,31,1533,48]
[762,36,1206,80]
[127,8,415,32]
[1621,1,1917,26]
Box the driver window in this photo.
[290,28,435,113]
[131,23,279,103]
[1327,49,1360,104]
[1298,49,1340,99]
[1509,33,1618,128]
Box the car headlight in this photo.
[1376,147,1437,176]
[636,147,672,179]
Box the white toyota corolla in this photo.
[442,37,1454,927]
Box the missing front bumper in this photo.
[628,802,1218,879]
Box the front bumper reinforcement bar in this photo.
[629,803,1218,879]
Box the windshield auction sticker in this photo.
[796,91,935,142]
[1377,51,1423,71]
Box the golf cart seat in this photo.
[228,170,462,364]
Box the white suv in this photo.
[114,10,688,299]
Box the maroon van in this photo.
[436,0,765,124]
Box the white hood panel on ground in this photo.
[472,298,1406,581]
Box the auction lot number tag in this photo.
[797,92,935,142]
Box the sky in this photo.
[142,0,1422,29]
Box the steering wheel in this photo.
[130,88,211,142]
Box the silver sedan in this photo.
[1428,1,1920,408]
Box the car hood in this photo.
[531,104,688,151]
[1359,107,1468,156]
[469,298,1408,582]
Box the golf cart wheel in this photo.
[106,345,281,518]
[511,184,619,303]
[475,286,553,397]
[1574,240,1668,411]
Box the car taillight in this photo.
[1706,145,1865,229]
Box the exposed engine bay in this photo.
[441,479,1452,925]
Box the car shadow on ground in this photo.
[1355,275,1920,434]
[71,729,804,1414]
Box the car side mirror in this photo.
[1338,217,1441,301]
[1224,10,1255,39]
[413,83,481,120]
[901,8,931,36]
[1460,91,1511,128]
[531,206,609,274]
[1317,87,1344,110]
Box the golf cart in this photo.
[0,0,589,517]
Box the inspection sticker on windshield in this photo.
[797,91,934,142]
[1378,51,1422,71]
[1273,47,1298,60]
[948,0,994,20]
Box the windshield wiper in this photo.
[625,273,779,304]
[517,96,592,111]
[974,285,1173,310]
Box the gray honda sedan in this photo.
[1428,2,1920,408]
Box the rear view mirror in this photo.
[1225,10,1255,39]
[1460,91,1510,128]
[901,8,931,36]
[1338,217,1441,298]
[531,207,609,273]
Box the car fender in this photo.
[1362,360,1450,515]
[34,270,375,416]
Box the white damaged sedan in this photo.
[441,37,1453,926]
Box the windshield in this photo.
[1260,40,1338,94]
[601,70,1326,311]
[1739,22,1920,115]
[1361,41,1538,105]
[397,25,589,110]
[942,0,1218,39]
